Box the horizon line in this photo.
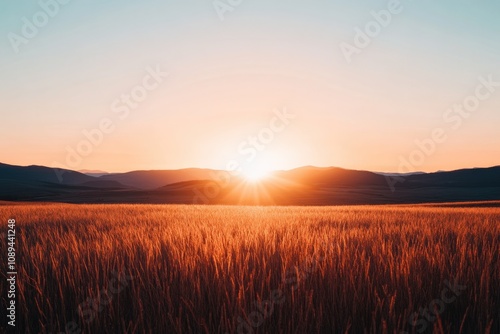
[1,161,500,176]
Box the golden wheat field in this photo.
[0,203,499,334]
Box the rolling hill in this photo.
[0,162,499,205]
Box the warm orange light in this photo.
[242,166,270,182]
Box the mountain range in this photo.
[0,162,499,205]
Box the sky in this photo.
[1,0,499,173]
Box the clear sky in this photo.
[1,0,499,173]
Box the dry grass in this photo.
[0,204,499,333]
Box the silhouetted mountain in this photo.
[0,162,94,185]
[77,180,126,189]
[375,172,425,176]
[404,167,500,188]
[98,169,218,189]
[274,166,389,187]
[0,162,499,205]
[78,169,109,177]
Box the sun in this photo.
[242,166,270,182]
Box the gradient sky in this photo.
[1,0,499,173]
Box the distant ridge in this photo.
[0,162,95,185]
[0,162,499,205]
[78,169,109,177]
[98,168,217,189]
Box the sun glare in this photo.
[242,167,270,182]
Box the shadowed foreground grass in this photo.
[0,204,499,333]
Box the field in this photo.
[1,203,499,333]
